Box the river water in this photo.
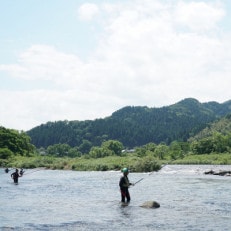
[0,165,231,231]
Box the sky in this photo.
[1,0,231,131]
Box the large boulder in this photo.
[140,201,160,209]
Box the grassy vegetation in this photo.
[3,154,161,172]
[2,152,231,172]
[1,125,231,172]
[173,153,231,165]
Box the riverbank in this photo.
[1,155,161,172]
[2,152,231,172]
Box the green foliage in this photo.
[3,100,231,171]
[191,132,231,154]
[70,155,161,172]
[189,113,231,142]
[135,143,157,157]
[186,114,231,155]
[71,155,134,171]
[169,141,189,159]
[101,140,123,155]
[153,143,169,159]
[68,147,82,158]
[4,149,231,172]
[132,156,161,172]
[47,143,71,157]
[173,153,231,165]
[27,98,231,149]
[0,126,35,157]
[78,140,92,154]
[8,155,62,169]
[0,148,13,159]
[88,140,123,158]
[46,143,82,158]
[89,146,113,158]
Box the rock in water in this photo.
[140,201,160,209]
[204,170,231,176]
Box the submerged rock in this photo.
[140,201,160,209]
[204,170,231,176]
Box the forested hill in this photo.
[27,98,231,149]
[188,114,231,142]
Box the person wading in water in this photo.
[119,168,134,204]
[11,169,21,184]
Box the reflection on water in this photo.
[1,165,231,231]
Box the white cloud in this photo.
[174,1,225,31]
[0,45,85,87]
[78,3,99,21]
[0,0,231,130]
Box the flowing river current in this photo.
[1,165,231,231]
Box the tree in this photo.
[0,148,13,159]
[190,132,229,154]
[169,141,185,159]
[132,156,161,172]
[191,139,213,154]
[0,127,35,156]
[68,147,82,158]
[212,132,229,153]
[47,143,71,157]
[154,143,169,159]
[79,140,92,154]
[101,140,123,155]
[135,142,157,157]
[89,147,113,158]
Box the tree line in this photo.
[27,98,231,149]
[1,113,231,170]
[41,131,231,159]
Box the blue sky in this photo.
[0,0,231,130]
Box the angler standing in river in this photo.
[11,169,22,184]
[119,168,134,204]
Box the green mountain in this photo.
[27,98,231,149]
[188,113,231,142]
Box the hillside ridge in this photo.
[27,98,231,148]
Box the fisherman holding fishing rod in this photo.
[11,169,22,184]
[9,167,44,184]
[119,168,135,204]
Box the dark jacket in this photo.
[11,171,20,180]
[119,175,130,190]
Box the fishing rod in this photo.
[133,170,157,185]
[132,170,157,186]
[133,177,144,185]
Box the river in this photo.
[1,165,231,231]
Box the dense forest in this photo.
[27,98,231,149]
[1,98,231,171]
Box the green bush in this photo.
[0,148,13,159]
[132,156,161,172]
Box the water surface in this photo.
[1,165,231,230]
